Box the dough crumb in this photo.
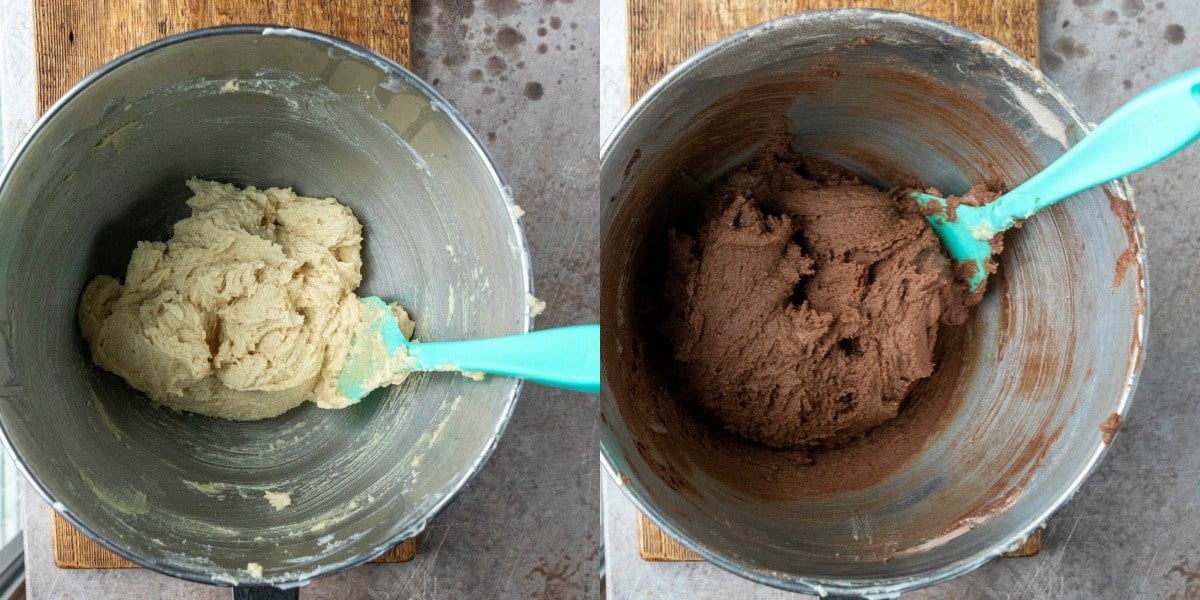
[246,562,263,578]
[264,490,292,511]
[220,80,240,93]
[461,371,486,381]
[526,293,547,317]
[77,179,415,421]
[1101,412,1122,445]
[510,204,526,219]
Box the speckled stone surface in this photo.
[4,0,599,598]
[600,0,1200,598]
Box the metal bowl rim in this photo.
[0,23,533,588]
[598,8,1147,596]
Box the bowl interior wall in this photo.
[600,12,1141,589]
[0,31,528,583]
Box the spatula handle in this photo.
[408,324,600,393]
[995,67,1200,220]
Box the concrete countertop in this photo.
[2,0,1196,597]
[600,0,1200,598]
[1,1,598,598]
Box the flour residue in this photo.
[89,391,125,442]
[1007,82,1069,148]
[428,397,461,445]
[182,518,241,537]
[74,460,148,517]
[182,480,234,496]
[406,395,464,475]
[92,121,142,152]
[304,498,364,535]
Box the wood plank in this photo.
[636,512,701,562]
[35,0,415,568]
[34,0,411,114]
[628,0,1042,562]
[628,0,1040,102]
[52,512,135,569]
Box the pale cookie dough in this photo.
[78,179,414,421]
[264,490,292,510]
[526,293,546,317]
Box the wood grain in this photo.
[1002,529,1043,558]
[636,512,702,562]
[35,0,416,568]
[628,0,1042,562]
[628,0,1040,102]
[34,0,411,114]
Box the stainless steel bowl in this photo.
[600,10,1146,597]
[0,27,531,587]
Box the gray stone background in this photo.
[1,0,1197,598]
[3,0,599,598]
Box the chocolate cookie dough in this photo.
[659,147,980,449]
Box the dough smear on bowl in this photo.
[659,146,984,449]
[78,179,414,421]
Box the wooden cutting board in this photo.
[627,0,1042,562]
[35,0,411,114]
[34,0,416,568]
[628,0,1039,102]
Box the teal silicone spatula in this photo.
[336,296,599,401]
[911,67,1200,291]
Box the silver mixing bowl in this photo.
[0,27,531,586]
[600,10,1146,597]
